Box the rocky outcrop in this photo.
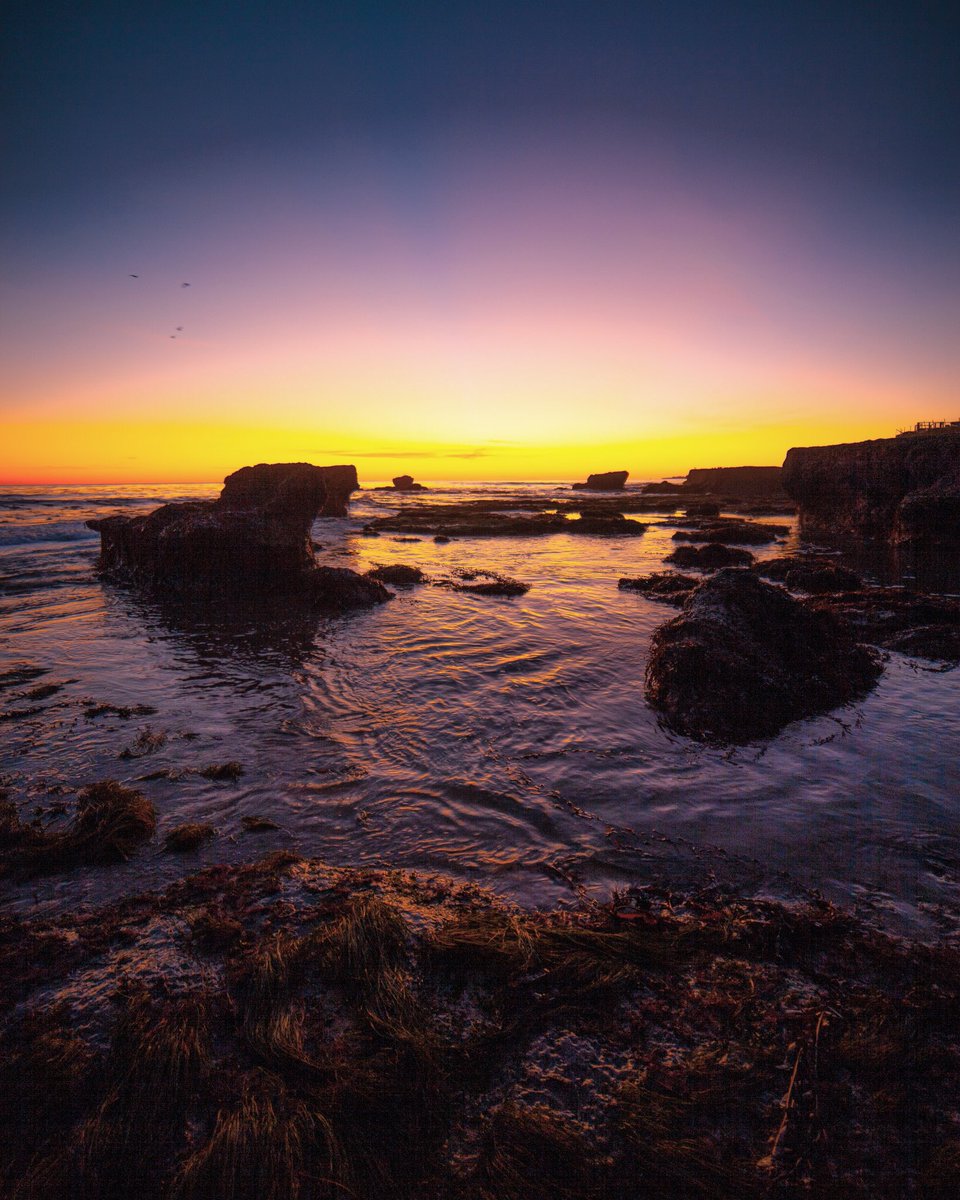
[805,588,960,663]
[618,573,699,605]
[87,462,386,608]
[644,569,882,742]
[392,474,428,492]
[640,480,684,494]
[665,543,754,570]
[366,564,426,585]
[755,557,862,594]
[671,519,789,545]
[572,470,629,491]
[682,466,785,498]
[781,430,960,546]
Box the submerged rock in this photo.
[618,572,699,605]
[87,462,386,609]
[644,569,882,742]
[163,823,216,852]
[572,470,629,491]
[665,543,755,570]
[450,572,529,597]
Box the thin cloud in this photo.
[308,443,519,461]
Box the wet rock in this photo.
[87,462,381,608]
[199,762,244,782]
[0,664,48,691]
[434,535,451,544]
[665,543,755,570]
[368,509,568,538]
[806,588,960,663]
[164,823,216,852]
[568,515,648,536]
[645,569,882,742]
[366,564,426,585]
[0,781,156,877]
[684,502,721,518]
[84,702,158,720]
[310,566,391,608]
[452,574,529,597]
[782,429,960,546]
[618,573,699,605]
[240,815,281,832]
[756,557,862,593]
[572,470,629,491]
[671,519,789,545]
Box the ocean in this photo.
[2,481,959,936]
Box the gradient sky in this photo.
[2,1,958,483]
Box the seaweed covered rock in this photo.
[645,569,882,742]
[568,514,648,536]
[806,588,960,663]
[756,557,862,594]
[665,543,754,570]
[671,519,789,545]
[618,573,699,606]
[0,781,156,877]
[572,470,629,491]
[86,462,385,609]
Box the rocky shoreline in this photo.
[2,850,958,1200]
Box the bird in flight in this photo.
[176,326,183,331]
[181,282,190,288]
[129,274,139,278]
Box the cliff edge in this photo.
[782,430,960,546]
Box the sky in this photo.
[2,1,958,484]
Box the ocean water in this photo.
[2,480,959,936]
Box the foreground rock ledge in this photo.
[645,569,882,742]
[87,462,388,607]
[2,852,957,1200]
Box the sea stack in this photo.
[86,462,388,607]
[572,470,629,491]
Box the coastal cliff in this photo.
[682,466,784,498]
[782,430,960,545]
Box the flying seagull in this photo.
[129,274,139,278]
[181,282,190,288]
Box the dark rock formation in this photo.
[671,519,789,545]
[682,466,786,498]
[391,474,428,492]
[87,462,386,608]
[618,573,699,605]
[756,557,862,594]
[665,543,755,570]
[572,470,629,491]
[640,480,684,493]
[366,564,426,585]
[568,515,648,536]
[645,569,882,742]
[366,509,569,538]
[684,502,720,518]
[781,430,960,546]
[450,572,529,597]
[806,588,960,663]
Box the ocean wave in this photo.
[0,522,98,548]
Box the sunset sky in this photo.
[2,2,958,484]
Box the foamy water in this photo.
[2,481,958,936]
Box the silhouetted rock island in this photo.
[645,569,882,742]
[572,470,629,491]
[391,474,428,491]
[87,462,389,608]
[782,427,960,546]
